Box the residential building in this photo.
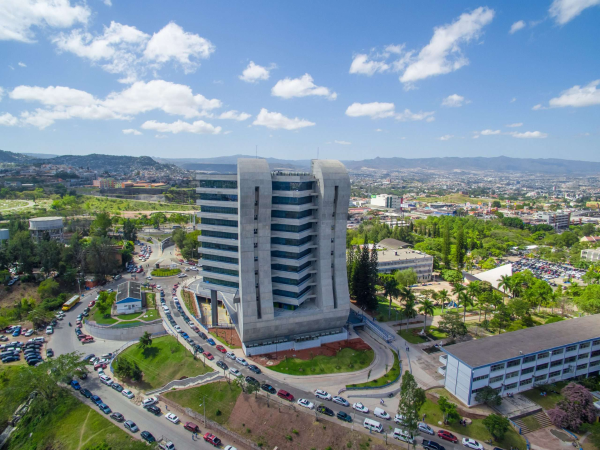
[376,239,433,281]
[440,315,600,406]
[371,194,402,209]
[581,249,600,263]
[195,158,351,355]
[580,236,600,243]
[536,211,571,232]
[29,217,64,242]
[115,281,145,314]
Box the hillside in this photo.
[0,149,33,164]
[49,154,163,173]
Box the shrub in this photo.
[545,316,564,324]
[548,382,597,431]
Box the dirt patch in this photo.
[208,327,242,347]
[248,338,372,367]
[228,393,390,450]
[425,391,487,420]
[0,282,40,309]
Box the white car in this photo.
[229,368,242,377]
[394,414,407,425]
[146,276,153,280]
[297,398,314,410]
[156,285,162,289]
[352,402,369,413]
[46,326,54,335]
[142,397,158,407]
[122,389,134,399]
[174,325,182,333]
[418,422,434,435]
[32,337,45,343]
[226,351,236,360]
[462,438,484,450]
[107,289,113,293]
[99,375,113,386]
[165,413,180,424]
[332,396,349,407]
[224,446,238,450]
[315,389,332,400]
[236,357,248,366]
[24,330,34,337]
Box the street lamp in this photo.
[199,396,206,426]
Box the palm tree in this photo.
[498,275,512,299]
[399,286,416,331]
[418,298,435,333]
[436,289,450,314]
[458,290,474,323]
[451,282,466,306]
[379,273,400,320]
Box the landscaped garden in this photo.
[397,326,448,344]
[347,349,400,388]
[88,290,159,326]
[117,335,213,390]
[151,268,181,277]
[522,382,567,410]
[164,381,242,425]
[269,347,374,376]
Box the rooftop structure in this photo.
[376,240,433,281]
[28,216,64,242]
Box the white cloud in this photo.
[0,113,19,126]
[509,20,526,34]
[375,128,384,132]
[442,94,468,107]
[349,54,390,76]
[511,97,517,103]
[400,7,494,86]
[396,109,435,122]
[0,87,4,101]
[9,80,224,128]
[549,0,600,24]
[547,79,600,108]
[104,0,112,5]
[0,0,90,43]
[141,119,221,135]
[509,131,548,139]
[155,134,167,139]
[271,74,337,100]
[506,122,523,127]
[480,129,501,135]
[217,110,251,121]
[122,128,141,135]
[143,22,214,74]
[334,140,351,145]
[345,102,395,119]
[252,108,315,130]
[239,61,274,83]
[18,62,27,67]
[438,135,453,141]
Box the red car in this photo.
[82,337,94,344]
[277,390,294,402]
[88,300,96,307]
[184,421,200,433]
[77,334,90,341]
[437,430,458,443]
[203,433,221,447]
[94,362,107,370]
[203,352,214,361]
[215,345,226,353]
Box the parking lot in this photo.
[512,257,586,286]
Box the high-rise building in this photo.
[195,159,351,355]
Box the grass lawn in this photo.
[146,292,156,308]
[420,397,526,450]
[116,311,143,320]
[522,384,566,410]
[373,296,404,322]
[427,326,448,340]
[398,328,427,344]
[7,392,147,450]
[118,335,213,390]
[140,309,159,321]
[348,350,400,388]
[151,268,180,277]
[270,347,374,376]
[164,381,242,425]
[91,307,117,325]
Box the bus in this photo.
[62,295,80,311]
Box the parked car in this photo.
[110,412,125,422]
[235,357,248,366]
[111,383,123,392]
[245,376,259,386]
[261,384,276,395]
[216,360,228,370]
[121,389,134,399]
[124,420,139,432]
[437,430,458,443]
[141,431,155,443]
[70,380,81,390]
[184,421,200,433]
[98,403,111,414]
[146,405,161,416]
[248,364,261,374]
[332,396,349,407]
[165,413,180,424]
[316,405,334,416]
[462,438,484,450]
[277,390,294,402]
[353,402,369,413]
[418,422,435,435]
[315,389,332,400]
[204,352,214,361]
[229,368,242,378]
[215,345,226,353]
[142,397,158,408]
[90,395,102,405]
[297,398,314,410]
[207,338,216,346]
[422,440,446,450]
[203,433,222,447]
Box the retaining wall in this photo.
[84,319,165,341]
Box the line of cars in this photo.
[137,244,152,263]
[512,257,585,284]
[1,337,48,365]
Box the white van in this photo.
[393,428,414,444]
[374,407,391,420]
[363,418,383,433]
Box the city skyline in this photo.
[0,0,599,160]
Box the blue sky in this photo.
[0,0,599,161]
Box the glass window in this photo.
[271,223,313,233]
[505,371,519,379]
[566,345,577,352]
[272,181,314,191]
[549,370,561,378]
[203,266,238,277]
[507,359,521,368]
[520,378,533,386]
[203,277,239,289]
[521,367,534,375]
[489,375,504,383]
[202,230,238,241]
[271,249,313,260]
[504,382,518,390]
[590,360,600,367]
[550,359,563,367]
[591,350,600,357]
[578,353,589,360]
[272,196,313,205]
[551,348,564,355]
[201,218,238,228]
[200,205,238,215]
[576,363,588,371]
[490,363,505,372]
[199,193,238,202]
[473,374,489,382]
[272,273,312,286]
[272,286,312,299]
[580,342,591,349]
[593,340,600,346]
[523,356,536,363]
[200,242,238,253]
[271,209,313,219]
[536,363,549,371]
[199,180,237,189]
[271,261,313,273]
[564,356,577,363]
[534,375,547,382]
[271,236,312,247]
[537,352,549,360]
[563,368,571,374]
[199,253,238,264]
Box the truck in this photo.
[62,295,80,311]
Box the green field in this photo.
[522,384,566,410]
[116,311,143,320]
[416,194,494,205]
[372,296,404,322]
[269,347,374,376]
[164,381,242,425]
[81,196,196,213]
[0,200,30,211]
[348,349,400,388]
[91,308,117,325]
[118,335,213,390]
[398,326,448,344]
[7,392,148,450]
[420,396,526,450]
[151,268,180,277]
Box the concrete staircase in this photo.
[513,411,553,434]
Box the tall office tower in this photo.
[195,159,351,355]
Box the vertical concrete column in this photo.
[210,290,218,326]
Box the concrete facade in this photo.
[29,216,64,242]
[581,248,600,263]
[535,211,571,232]
[371,194,401,209]
[196,158,351,355]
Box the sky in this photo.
[0,0,599,162]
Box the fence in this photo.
[146,372,222,395]
[362,314,396,343]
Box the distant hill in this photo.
[157,155,309,170]
[0,149,33,164]
[19,152,59,159]
[49,154,163,173]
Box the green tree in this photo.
[455,221,465,269]
[418,298,435,333]
[38,278,60,299]
[491,200,502,208]
[475,386,502,407]
[483,414,510,441]
[27,307,55,329]
[7,230,37,274]
[397,371,426,442]
[438,310,467,338]
[91,212,112,237]
[138,331,153,350]
[86,237,119,280]
[379,273,400,320]
[442,221,451,268]
[122,219,137,242]
[399,287,417,331]
[38,238,62,278]
[113,356,142,381]
[433,288,450,315]
[438,396,460,424]
[352,236,378,310]
[489,304,511,334]
[394,268,418,288]
[574,284,600,314]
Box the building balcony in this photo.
[197,270,239,284]
[271,280,316,293]
[272,291,316,307]
[271,189,317,197]
[196,199,239,208]
[195,280,239,295]
[271,242,317,254]
[196,187,238,196]
[439,354,448,365]
[196,211,239,221]
[198,235,238,247]
[197,258,238,270]
[270,229,317,240]
[271,268,316,280]
[438,366,446,376]
[270,254,316,266]
[196,223,238,233]
[197,247,238,258]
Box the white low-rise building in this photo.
[376,239,433,281]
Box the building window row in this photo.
[552,348,564,355]
[580,342,591,349]
[272,209,313,219]
[201,205,238,215]
[579,353,589,360]
[577,364,588,371]
[271,249,313,260]
[523,356,536,363]
[272,285,312,299]
[520,378,533,387]
[550,359,563,367]
[200,241,238,253]
[537,352,549,360]
[271,222,314,233]
[491,363,505,372]
[473,374,489,382]
[201,218,238,228]
[549,370,561,378]
[271,261,313,273]
[507,359,521,368]
[536,363,549,371]
[199,253,238,264]
[534,375,547,382]
[273,302,298,310]
[203,277,239,289]
[591,350,600,357]
[565,356,577,363]
[272,196,313,205]
[505,382,518,390]
[272,181,314,191]
[199,180,237,189]
[590,360,600,367]
[202,230,238,241]
[199,193,238,202]
[272,273,312,286]
[506,371,519,379]
[271,236,313,247]
[203,266,239,277]
[489,375,504,383]
[521,367,534,375]
[566,345,577,352]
